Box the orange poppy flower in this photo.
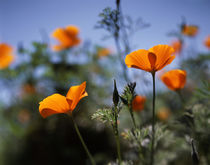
[22,84,36,94]
[132,95,146,112]
[181,25,198,37]
[0,43,15,69]
[161,69,186,91]
[125,45,175,73]
[52,25,81,51]
[98,48,111,58]
[18,109,31,124]
[170,40,182,55]
[39,82,88,118]
[157,107,170,121]
[204,35,210,49]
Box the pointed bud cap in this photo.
[191,139,199,165]
[113,79,119,106]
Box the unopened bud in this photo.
[113,79,119,106]
[191,139,199,165]
[128,82,136,94]
[120,96,128,105]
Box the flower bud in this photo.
[113,79,119,106]
[191,139,199,165]
[128,82,136,94]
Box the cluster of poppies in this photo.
[0,23,209,165]
[38,44,182,118]
[126,45,186,111]
[1,25,209,117]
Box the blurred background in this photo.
[0,0,210,165]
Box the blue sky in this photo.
[0,0,210,101]
[1,0,210,52]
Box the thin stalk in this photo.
[150,72,156,165]
[128,105,137,129]
[176,90,185,105]
[114,37,129,82]
[118,6,130,55]
[131,129,144,163]
[128,104,144,162]
[115,132,122,164]
[114,0,129,82]
[113,106,122,164]
[70,114,96,165]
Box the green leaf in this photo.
[91,108,115,124]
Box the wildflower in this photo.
[52,25,80,51]
[132,95,146,112]
[125,45,175,165]
[98,48,111,58]
[157,107,170,121]
[22,84,36,94]
[181,24,198,37]
[125,45,175,73]
[18,109,31,124]
[0,43,15,69]
[170,40,182,55]
[39,82,87,118]
[161,69,186,91]
[204,35,210,49]
[120,82,136,106]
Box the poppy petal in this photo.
[52,28,73,46]
[0,54,14,69]
[161,76,174,90]
[52,45,65,51]
[178,70,187,89]
[132,95,146,112]
[171,40,182,55]
[182,25,198,37]
[204,35,210,49]
[161,69,186,91]
[148,52,157,70]
[125,49,152,71]
[157,55,175,71]
[0,44,13,55]
[0,43,14,69]
[65,26,80,36]
[149,45,175,71]
[66,82,88,111]
[39,94,70,118]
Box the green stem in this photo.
[113,106,122,164]
[131,130,144,163]
[176,90,185,105]
[129,105,137,129]
[150,72,156,165]
[115,132,122,164]
[114,37,129,83]
[70,115,96,165]
[129,105,144,162]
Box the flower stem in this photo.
[150,72,156,165]
[113,106,122,164]
[114,37,129,83]
[176,90,185,105]
[114,0,129,83]
[115,132,122,164]
[70,114,96,165]
[129,105,137,129]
